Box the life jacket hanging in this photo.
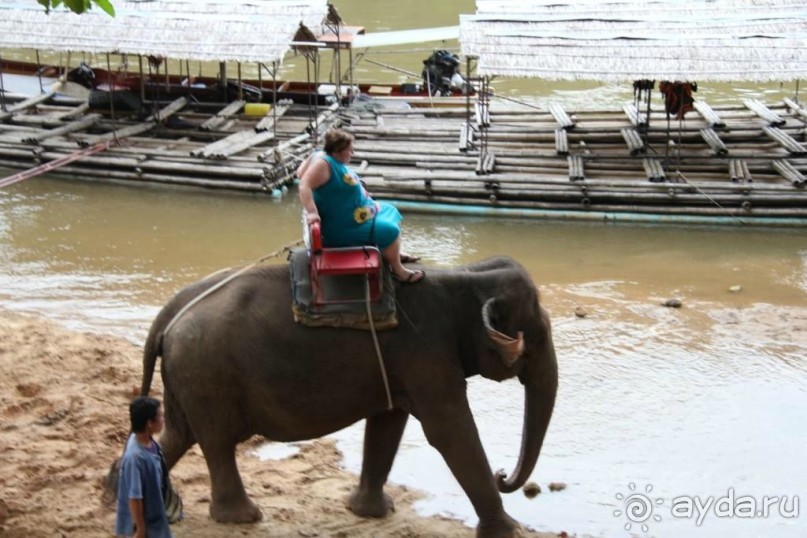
[659,81,698,120]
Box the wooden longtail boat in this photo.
[0,57,474,111]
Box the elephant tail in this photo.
[140,266,241,397]
[140,316,165,397]
[101,454,122,508]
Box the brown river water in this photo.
[2,1,807,536]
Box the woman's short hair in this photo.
[323,128,354,155]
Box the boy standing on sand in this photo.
[115,396,172,538]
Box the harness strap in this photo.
[365,276,393,410]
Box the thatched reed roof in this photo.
[460,0,807,82]
[0,0,329,64]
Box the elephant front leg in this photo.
[349,408,409,518]
[420,403,522,538]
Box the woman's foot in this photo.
[392,269,425,284]
[400,253,421,264]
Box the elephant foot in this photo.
[476,514,525,538]
[348,487,394,518]
[210,495,263,523]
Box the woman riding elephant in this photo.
[116,256,558,538]
[297,128,424,284]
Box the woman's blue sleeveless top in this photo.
[313,153,402,249]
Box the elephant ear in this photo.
[481,298,524,367]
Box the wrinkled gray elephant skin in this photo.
[138,256,558,538]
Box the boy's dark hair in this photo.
[129,396,161,433]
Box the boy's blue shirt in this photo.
[115,433,172,537]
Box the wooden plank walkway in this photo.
[621,128,645,155]
[643,158,666,182]
[729,160,752,183]
[78,97,187,147]
[256,104,290,132]
[623,103,647,132]
[700,128,729,156]
[784,98,807,122]
[549,103,575,130]
[554,129,569,155]
[773,160,805,187]
[762,126,806,155]
[744,99,786,126]
[567,155,584,181]
[200,100,245,131]
[694,101,726,129]
[216,130,275,159]
[190,129,256,159]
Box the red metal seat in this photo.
[309,221,383,305]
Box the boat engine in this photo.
[422,50,465,96]
[67,62,96,89]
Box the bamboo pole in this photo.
[361,168,799,192]
[272,61,278,140]
[21,114,101,144]
[199,100,246,131]
[26,151,267,179]
[190,130,256,157]
[257,132,311,162]
[212,130,275,160]
[49,165,266,192]
[373,192,807,217]
[375,182,801,205]
[237,62,243,102]
[2,140,277,169]
[0,92,55,122]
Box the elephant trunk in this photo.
[496,363,557,493]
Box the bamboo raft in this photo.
[0,91,342,194]
[1,88,806,225]
[341,96,807,224]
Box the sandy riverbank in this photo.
[0,308,557,537]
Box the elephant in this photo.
[136,256,558,538]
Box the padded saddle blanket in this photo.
[288,248,398,330]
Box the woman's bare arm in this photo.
[298,157,330,224]
[296,151,315,179]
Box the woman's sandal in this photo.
[400,253,421,264]
[393,269,425,284]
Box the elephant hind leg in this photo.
[161,391,195,470]
[349,409,409,519]
[159,423,194,472]
[199,438,262,523]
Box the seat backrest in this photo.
[309,221,323,253]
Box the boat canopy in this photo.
[460,0,807,82]
[352,26,460,49]
[0,0,329,64]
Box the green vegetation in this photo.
[37,0,115,17]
